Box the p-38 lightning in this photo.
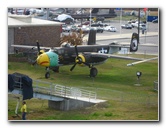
[12,30,139,78]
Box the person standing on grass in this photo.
[20,101,27,120]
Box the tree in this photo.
[60,30,87,46]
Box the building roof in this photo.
[8,14,63,27]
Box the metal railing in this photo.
[33,80,97,101]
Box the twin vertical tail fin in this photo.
[87,29,96,45]
[130,33,139,52]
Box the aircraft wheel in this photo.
[45,72,50,79]
[90,67,98,77]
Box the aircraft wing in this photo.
[91,53,143,61]
[108,54,143,61]
[11,44,51,50]
[127,57,158,66]
[91,53,158,67]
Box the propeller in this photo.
[32,40,42,65]
[70,45,90,71]
[32,60,37,65]
[36,40,43,55]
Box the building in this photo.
[8,14,63,54]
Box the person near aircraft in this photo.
[20,101,27,120]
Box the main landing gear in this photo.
[44,66,98,79]
[90,67,98,77]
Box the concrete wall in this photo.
[48,98,95,111]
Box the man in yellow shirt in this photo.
[20,101,27,120]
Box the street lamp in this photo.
[135,71,142,86]
[136,71,142,79]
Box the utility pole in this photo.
[138,8,140,44]
[120,8,122,36]
[46,8,49,20]
[89,8,92,28]
[81,8,83,26]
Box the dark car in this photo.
[91,27,104,33]
[152,19,158,23]
[121,24,132,29]
[91,23,108,27]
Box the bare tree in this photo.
[60,30,87,46]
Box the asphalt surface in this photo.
[94,32,158,55]
[91,22,158,55]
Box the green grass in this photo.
[8,54,158,121]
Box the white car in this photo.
[62,25,72,32]
[138,24,147,30]
[104,26,117,32]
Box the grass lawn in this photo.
[8,54,159,121]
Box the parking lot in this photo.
[62,19,159,55]
[62,20,158,40]
[87,21,158,37]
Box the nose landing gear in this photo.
[45,67,50,79]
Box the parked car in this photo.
[91,27,104,33]
[62,25,72,32]
[91,23,108,27]
[104,26,117,32]
[77,25,90,33]
[132,21,145,28]
[139,24,147,30]
[121,24,132,29]
[152,19,158,23]
[70,25,78,32]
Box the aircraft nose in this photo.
[37,53,50,67]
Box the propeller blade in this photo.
[75,45,78,56]
[36,40,40,53]
[32,60,37,65]
[82,62,91,68]
[70,63,77,71]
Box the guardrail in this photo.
[33,80,97,101]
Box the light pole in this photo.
[138,8,140,44]
[81,8,83,26]
[89,8,92,28]
[120,8,122,36]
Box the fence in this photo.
[33,80,97,101]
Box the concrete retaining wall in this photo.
[48,98,95,111]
